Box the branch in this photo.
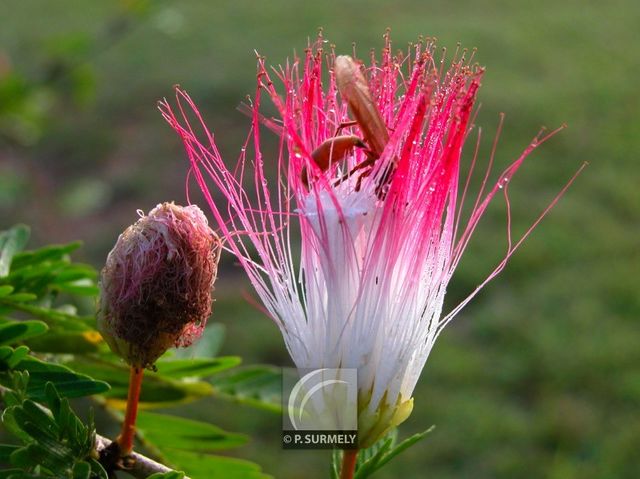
[95,434,190,479]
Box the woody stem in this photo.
[340,449,358,479]
[117,366,144,455]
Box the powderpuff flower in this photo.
[98,202,221,369]
[160,34,580,446]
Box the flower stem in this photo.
[117,366,144,455]
[340,449,358,479]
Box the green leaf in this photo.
[54,279,99,296]
[137,412,248,453]
[10,441,64,470]
[2,383,97,477]
[0,469,23,478]
[155,356,241,379]
[0,444,20,462]
[64,358,213,406]
[0,321,48,346]
[330,449,340,479]
[72,461,91,479]
[212,365,282,412]
[0,301,92,330]
[6,346,30,369]
[50,266,98,297]
[160,450,270,479]
[50,264,96,283]
[356,428,397,468]
[351,435,395,478]
[372,426,434,470]
[9,242,81,272]
[0,225,30,277]
[174,323,225,359]
[87,459,109,479]
[354,426,434,479]
[11,400,58,441]
[26,329,104,354]
[147,472,185,479]
[1,407,32,444]
[1,293,37,303]
[0,286,14,297]
[5,356,110,399]
[0,345,15,362]
[0,346,31,370]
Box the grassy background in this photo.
[2,0,639,477]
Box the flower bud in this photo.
[97,202,220,369]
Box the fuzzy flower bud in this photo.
[98,202,220,369]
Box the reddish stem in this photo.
[340,449,358,479]
[117,366,144,455]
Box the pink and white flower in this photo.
[160,34,581,446]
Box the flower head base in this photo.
[160,33,580,446]
[98,202,221,369]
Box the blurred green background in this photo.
[1,0,638,477]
